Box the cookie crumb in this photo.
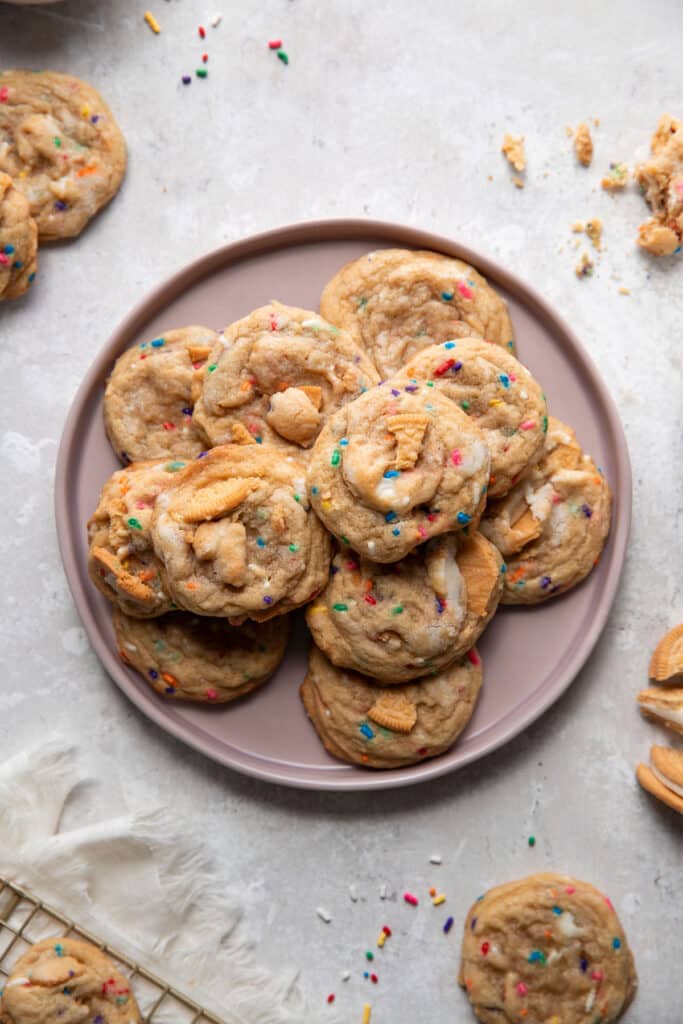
[618,286,631,295]
[635,114,683,255]
[512,175,525,189]
[429,854,443,864]
[502,133,526,172]
[349,883,359,902]
[575,252,595,278]
[565,125,574,138]
[210,13,222,27]
[602,162,628,191]
[585,217,603,250]
[574,122,593,166]
[316,906,332,923]
[379,883,387,900]
[571,221,585,233]
[341,970,351,982]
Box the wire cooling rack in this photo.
[0,877,224,1023]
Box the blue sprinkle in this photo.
[443,916,454,933]
[404,384,419,393]
[363,971,369,979]
[444,341,456,349]
[63,987,71,995]
[385,511,398,523]
[54,943,64,956]
[498,374,510,388]
[392,527,400,536]
[256,537,266,547]
[165,686,175,694]
[456,512,471,525]
[391,388,400,396]
[255,436,263,444]
[500,563,507,573]
[613,937,622,950]
[181,406,193,415]
[312,486,319,495]
[151,337,165,347]
[12,261,23,269]
[339,437,349,446]
[28,272,36,283]
[453,360,463,371]
[54,199,68,211]
[582,504,593,518]
[552,905,563,915]
[196,451,208,458]
[441,290,454,301]
[3,244,15,255]
[541,575,552,588]
[359,723,375,739]
[580,958,589,972]
[263,595,273,605]
[470,916,478,930]
[148,669,158,679]
[383,470,400,478]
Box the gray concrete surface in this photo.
[1,1,682,1020]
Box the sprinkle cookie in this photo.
[480,417,611,603]
[192,302,379,451]
[0,171,37,300]
[300,644,482,769]
[114,608,290,702]
[87,459,186,617]
[319,248,516,377]
[459,873,637,1024]
[0,937,141,1024]
[307,382,490,563]
[104,325,219,462]
[396,337,547,496]
[150,444,331,620]
[306,531,502,683]
[636,744,683,815]
[0,70,127,239]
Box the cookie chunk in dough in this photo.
[319,248,516,377]
[306,531,502,683]
[0,171,37,300]
[300,644,483,769]
[635,114,683,255]
[0,937,141,1024]
[115,608,290,702]
[480,417,611,603]
[307,382,490,563]
[192,302,379,451]
[459,873,637,1024]
[151,444,331,621]
[104,325,219,462]
[0,70,126,239]
[88,459,186,617]
[397,337,547,497]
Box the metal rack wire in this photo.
[0,877,224,1023]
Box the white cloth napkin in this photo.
[0,741,309,1024]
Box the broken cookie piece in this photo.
[635,114,683,256]
[574,122,594,166]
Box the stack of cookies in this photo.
[88,248,612,769]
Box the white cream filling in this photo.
[651,764,683,798]
[643,703,683,727]
[459,439,488,474]
[556,910,582,938]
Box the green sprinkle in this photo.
[127,517,142,530]
[294,493,300,502]
[426,380,435,387]
[277,49,289,65]
[53,136,61,147]
[528,836,536,846]
[333,603,348,612]
[542,415,548,433]
[331,449,341,467]
[527,950,546,964]
[288,543,299,552]
[164,461,186,472]
[365,951,374,961]
[207,363,217,372]
[358,296,368,308]
[460,400,470,410]
[341,535,351,545]
[196,68,208,78]
[391,605,404,615]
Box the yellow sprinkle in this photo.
[308,605,328,615]
[431,894,447,906]
[321,499,333,511]
[376,932,386,948]
[618,286,630,295]
[19,169,27,179]
[488,399,502,407]
[362,1005,372,1024]
[144,10,161,33]
[81,104,90,119]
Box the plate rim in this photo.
[54,217,632,791]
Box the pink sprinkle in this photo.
[0,86,8,103]
[345,560,358,570]
[551,492,563,504]
[364,594,377,606]
[604,897,614,910]
[565,886,576,894]
[520,420,537,430]
[427,513,438,522]
[457,280,473,299]
[403,892,419,906]
[417,525,428,539]
[327,994,335,1004]
[135,501,148,509]
[268,38,283,49]
[516,982,528,996]
[0,253,8,266]
[592,970,603,982]
[206,688,218,701]
[509,372,517,381]
[467,649,481,666]
[451,449,463,466]
[675,181,683,197]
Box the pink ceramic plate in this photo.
[55,220,631,790]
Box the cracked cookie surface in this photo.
[0,171,37,300]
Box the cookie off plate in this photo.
[55,219,631,791]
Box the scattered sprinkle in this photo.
[277,49,289,65]
[210,13,222,27]
[198,25,206,37]
[443,916,454,934]
[403,892,419,906]
[143,10,161,33]
[316,907,332,923]
[327,994,335,1004]
[342,971,351,982]
[429,854,442,865]
[268,38,283,49]
[528,835,536,847]
[432,894,447,906]
[196,68,208,78]
[349,884,359,902]
[362,1004,372,1024]
[379,884,387,900]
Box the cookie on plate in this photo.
[0,937,141,1024]
[307,382,490,563]
[151,444,331,621]
[300,644,482,768]
[306,531,502,683]
[0,172,37,300]
[319,248,515,377]
[115,608,290,702]
[192,302,379,451]
[649,623,683,683]
[396,337,547,496]
[459,873,637,1024]
[480,417,611,603]
[104,325,219,462]
[87,459,187,617]
[0,70,126,239]
[634,114,683,256]
[636,745,683,815]
[637,687,683,736]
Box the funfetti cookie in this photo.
[300,644,483,769]
[0,938,141,1024]
[306,382,490,563]
[637,687,683,736]
[0,171,37,300]
[192,302,379,451]
[150,444,331,621]
[88,459,186,617]
[104,326,219,462]
[0,70,126,240]
[319,248,516,377]
[306,531,502,683]
[459,873,637,1024]
[396,337,547,496]
[115,608,290,703]
[480,417,611,603]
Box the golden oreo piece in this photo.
[649,623,683,683]
[636,745,683,816]
[637,687,683,737]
